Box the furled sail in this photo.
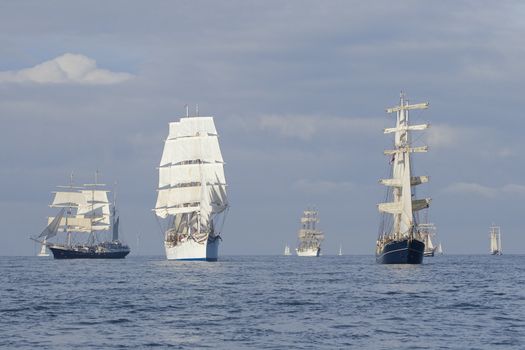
[112,216,119,241]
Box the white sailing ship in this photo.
[376,92,431,264]
[37,239,50,256]
[436,242,443,255]
[284,244,291,256]
[418,223,439,257]
[295,209,324,257]
[489,224,502,255]
[338,244,342,256]
[154,108,229,261]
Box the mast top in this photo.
[84,170,106,187]
[386,92,429,114]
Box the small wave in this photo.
[275,300,318,306]
[106,318,131,324]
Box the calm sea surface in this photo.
[1,255,524,349]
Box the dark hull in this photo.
[376,238,425,264]
[49,246,130,259]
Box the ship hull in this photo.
[49,245,130,259]
[424,248,435,257]
[376,238,424,264]
[165,238,219,261]
[491,251,502,256]
[296,247,320,257]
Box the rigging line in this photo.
[154,213,165,239]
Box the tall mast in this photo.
[112,181,118,241]
[66,172,73,246]
[498,228,502,252]
[379,92,431,240]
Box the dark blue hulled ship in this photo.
[375,93,431,264]
[48,241,130,259]
[31,173,130,260]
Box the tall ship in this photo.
[284,244,291,256]
[295,209,324,257]
[489,224,502,255]
[31,174,130,259]
[154,109,229,261]
[419,222,439,257]
[376,93,431,264]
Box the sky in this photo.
[1,0,525,256]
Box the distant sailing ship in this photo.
[489,224,502,255]
[419,223,439,257]
[338,244,342,256]
[284,244,291,256]
[436,242,443,255]
[376,93,431,264]
[37,240,50,257]
[31,173,130,259]
[296,209,324,257]
[154,107,229,261]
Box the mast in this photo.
[378,92,431,240]
[66,172,73,246]
[112,182,119,241]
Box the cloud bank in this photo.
[244,114,382,140]
[293,178,355,195]
[443,182,525,198]
[0,53,134,85]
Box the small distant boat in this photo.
[37,239,50,257]
[376,93,431,264]
[419,223,439,257]
[489,224,502,255]
[295,209,324,257]
[284,244,291,256]
[338,244,342,256]
[436,242,443,255]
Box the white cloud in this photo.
[443,182,525,198]
[292,178,354,195]
[252,114,382,140]
[0,53,134,85]
[427,124,463,149]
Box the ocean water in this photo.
[1,255,524,349]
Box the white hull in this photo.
[296,247,320,257]
[165,238,219,261]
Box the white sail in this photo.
[51,191,86,208]
[155,115,229,260]
[77,189,111,230]
[48,216,92,232]
[39,208,66,240]
[489,225,502,254]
